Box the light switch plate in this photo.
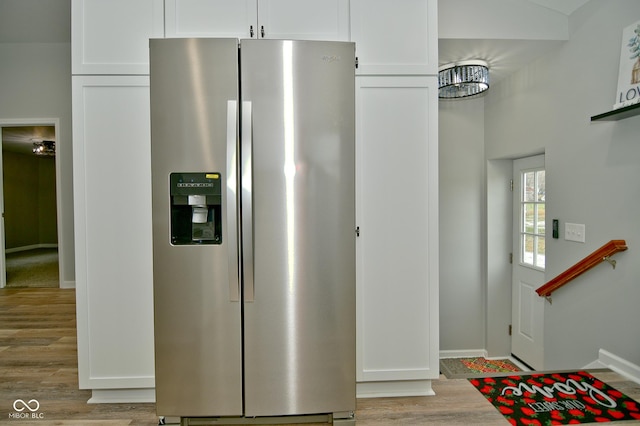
[565,223,586,243]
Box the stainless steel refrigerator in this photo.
[149,38,356,423]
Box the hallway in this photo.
[1,288,639,424]
[5,248,59,288]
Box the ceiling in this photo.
[0,0,589,152]
[525,0,589,15]
[438,38,566,85]
[439,0,591,87]
[2,126,56,155]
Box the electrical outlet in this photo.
[565,223,586,243]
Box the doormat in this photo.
[440,357,521,378]
[470,371,640,425]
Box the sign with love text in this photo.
[614,19,640,109]
[470,371,640,425]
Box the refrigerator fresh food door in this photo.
[240,39,356,417]
[150,38,242,417]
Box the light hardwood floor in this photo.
[1,288,639,425]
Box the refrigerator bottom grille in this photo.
[161,412,355,425]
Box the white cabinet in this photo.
[165,0,257,39]
[72,76,155,395]
[72,0,164,75]
[70,0,439,401]
[257,0,349,41]
[352,0,439,397]
[72,0,353,74]
[355,76,439,397]
[165,0,349,41]
[351,0,437,75]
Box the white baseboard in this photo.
[60,279,75,289]
[583,359,607,369]
[357,380,435,398]
[439,350,531,372]
[5,244,58,254]
[88,388,155,404]
[592,349,640,385]
[439,349,488,359]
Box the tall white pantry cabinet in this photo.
[71,0,438,402]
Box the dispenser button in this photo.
[192,207,208,224]
[188,195,207,205]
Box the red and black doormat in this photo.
[470,371,640,425]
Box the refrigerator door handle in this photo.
[227,100,240,302]
[241,101,255,302]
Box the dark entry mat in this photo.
[469,371,640,425]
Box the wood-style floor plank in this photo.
[1,288,639,425]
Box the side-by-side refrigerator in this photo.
[149,38,356,423]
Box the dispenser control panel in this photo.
[170,172,222,245]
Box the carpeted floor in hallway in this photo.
[5,248,59,288]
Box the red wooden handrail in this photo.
[536,240,628,300]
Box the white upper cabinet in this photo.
[257,0,349,41]
[350,0,437,75]
[72,0,164,75]
[165,0,350,41]
[165,0,257,39]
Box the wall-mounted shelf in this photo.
[591,102,640,121]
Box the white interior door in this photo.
[511,154,545,370]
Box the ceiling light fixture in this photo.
[32,140,56,156]
[438,60,490,99]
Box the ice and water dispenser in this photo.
[170,172,222,245]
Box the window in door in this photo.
[520,167,545,270]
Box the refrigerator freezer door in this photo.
[241,39,356,417]
[150,38,242,417]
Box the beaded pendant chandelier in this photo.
[438,60,490,99]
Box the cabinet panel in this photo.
[355,76,438,382]
[165,0,257,38]
[258,0,349,41]
[165,0,349,41]
[72,0,164,75]
[351,0,437,75]
[72,76,155,388]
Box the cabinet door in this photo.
[72,76,155,389]
[72,0,164,74]
[356,76,439,385]
[351,0,437,75]
[257,0,349,41]
[165,0,258,38]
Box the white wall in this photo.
[0,43,74,287]
[439,0,569,40]
[485,0,640,369]
[438,98,486,352]
[485,158,513,357]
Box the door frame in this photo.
[511,154,546,370]
[0,117,63,289]
[486,154,548,361]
